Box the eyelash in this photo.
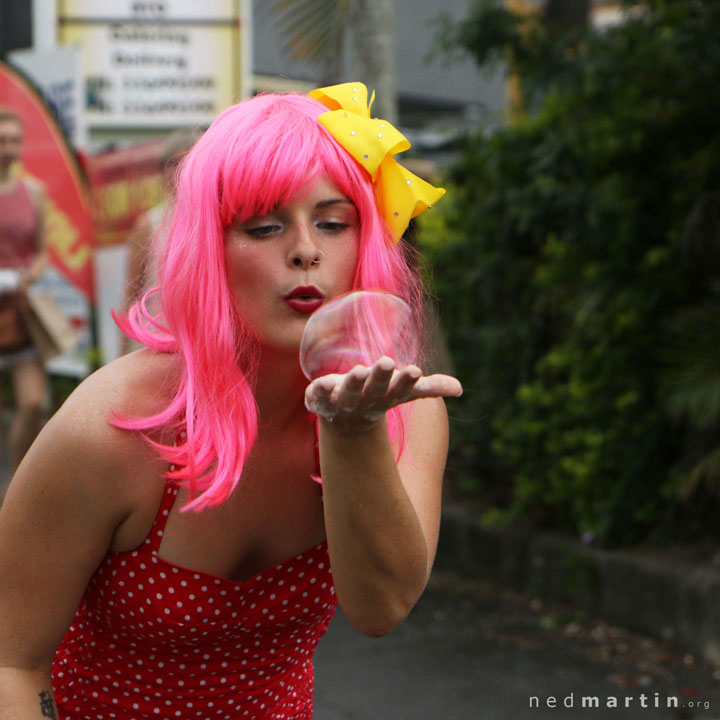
[244,220,350,238]
[318,221,350,233]
[245,225,278,238]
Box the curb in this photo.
[437,502,720,667]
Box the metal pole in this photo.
[32,0,57,49]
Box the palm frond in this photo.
[679,446,720,501]
[272,0,356,64]
[660,302,720,428]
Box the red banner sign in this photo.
[85,139,166,247]
[0,61,94,299]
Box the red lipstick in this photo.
[284,286,324,314]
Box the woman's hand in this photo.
[304,356,462,431]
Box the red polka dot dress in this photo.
[52,480,337,719]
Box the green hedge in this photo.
[429,0,720,546]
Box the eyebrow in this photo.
[315,198,355,209]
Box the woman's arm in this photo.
[309,359,462,637]
[0,670,60,720]
[0,369,147,718]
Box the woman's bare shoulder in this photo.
[30,350,181,496]
[60,349,180,421]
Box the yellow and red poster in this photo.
[85,139,166,247]
[0,61,94,299]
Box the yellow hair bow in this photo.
[309,82,446,244]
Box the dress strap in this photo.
[308,413,322,486]
[314,420,321,477]
[145,429,186,552]
[145,479,179,554]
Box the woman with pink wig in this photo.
[0,84,461,719]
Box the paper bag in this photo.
[26,292,78,362]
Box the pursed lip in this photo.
[283,285,325,313]
[285,285,324,300]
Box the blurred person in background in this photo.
[0,108,48,498]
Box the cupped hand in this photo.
[304,356,463,430]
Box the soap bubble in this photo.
[299,290,418,380]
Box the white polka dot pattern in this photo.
[51,483,337,719]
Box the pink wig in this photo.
[114,92,425,510]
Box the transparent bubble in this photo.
[299,290,418,380]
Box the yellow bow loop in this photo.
[309,82,372,118]
[309,82,445,244]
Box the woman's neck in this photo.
[252,348,312,431]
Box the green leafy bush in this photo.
[431,0,720,545]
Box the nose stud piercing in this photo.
[311,250,324,265]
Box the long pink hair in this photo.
[114,92,425,511]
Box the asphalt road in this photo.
[313,569,720,720]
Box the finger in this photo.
[334,365,371,411]
[305,375,340,418]
[363,356,396,402]
[386,364,422,403]
[315,375,340,397]
[411,374,464,399]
